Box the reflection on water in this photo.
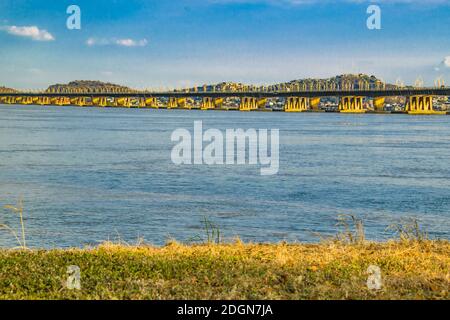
[0,105,449,248]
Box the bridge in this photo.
[1,87,450,114]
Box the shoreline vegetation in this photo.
[0,240,448,300]
[1,214,449,300]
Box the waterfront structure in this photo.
[1,85,449,114]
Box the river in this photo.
[0,105,449,248]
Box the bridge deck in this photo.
[1,88,450,98]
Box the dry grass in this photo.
[0,240,448,300]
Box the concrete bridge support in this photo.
[167,97,179,109]
[201,97,223,110]
[167,97,195,109]
[180,98,197,109]
[20,97,32,105]
[79,97,91,107]
[285,97,309,112]
[36,96,51,105]
[339,96,365,113]
[138,98,146,108]
[93,97,110,107]
[201,97,214,110]
[373,97,386,112]
[51,97,71,106]
[240,97,257,111]
[240,97,266,111]
[405,95,445,115]
[310,97,321,111]
[145,97,158,108]
[70,97,91,107]
[176,98,188,109]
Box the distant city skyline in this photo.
[0,0,449,89]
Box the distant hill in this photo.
[46,80,134,93]
[285,74,395,90]
[0,86,17,93]
[4,74,395,94]
[182,74,394,93]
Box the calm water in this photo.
[0,104,449,248]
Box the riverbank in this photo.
[0,240,448,300]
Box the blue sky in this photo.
[0,0,449,89]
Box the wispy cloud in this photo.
[444,56,450,68]
[86,37,148,47]
[0,25,54,41]
[115,39,148,47]
[435,56,450,71]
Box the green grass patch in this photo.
[0,240,448,300]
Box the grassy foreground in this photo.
[0,240,449,300]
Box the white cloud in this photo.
[86,38,96,46]
[444,56,450,68]
[86,37,109,46]
[435,56,450,71]
[1,25,54,41]
[115,38,148,47]
[86,37,148,47]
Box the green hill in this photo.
[3,74,395,94]
[0,86,17,93]
[187,74,392,93]
[46,80,134,93]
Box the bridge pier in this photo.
[285,97,309,112]
[177,98,187,109]
[240,97,257,111]
[1,96,13,104]
[179,97,197,109]
[166,97,195,109]
[240,97,267,111]
[93,97,110,107]
[70,97,91,107]
[80,97,91,107]
[167,97,178,109]
[201,97,214,110]
[339,96,365,113]
[21,96,34,105]
[51,97,71,106]
[310,97,321,111]
[36,96,51,105]
[145,97,158,108]
[137,98,145,108]
[405,95,445,115]
[373,97,386,112]
[201,97,223,110]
